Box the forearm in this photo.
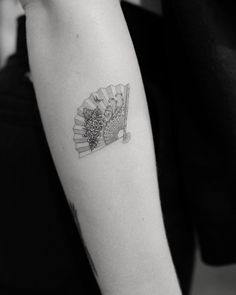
[23,1,181,294]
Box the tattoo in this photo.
[73,84,131,158]
[68,201,98,277]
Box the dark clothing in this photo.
[0,19,101,295]
[124,4,195,294]
[163,0,236,266]
[4,0,236,293]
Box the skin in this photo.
[19,1,182,295]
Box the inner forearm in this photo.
[23,1,181,294]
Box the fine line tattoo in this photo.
[73,84,131,158]
[68,201,98,277]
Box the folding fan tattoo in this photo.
[73,84,131,157]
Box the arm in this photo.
[21,1,181,294]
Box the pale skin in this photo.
[20,0,182,294]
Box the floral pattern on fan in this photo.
[73,84,131,158]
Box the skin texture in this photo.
[20,1,182,294]
[19,0,34,9]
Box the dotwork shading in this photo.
[73,84,131,158]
